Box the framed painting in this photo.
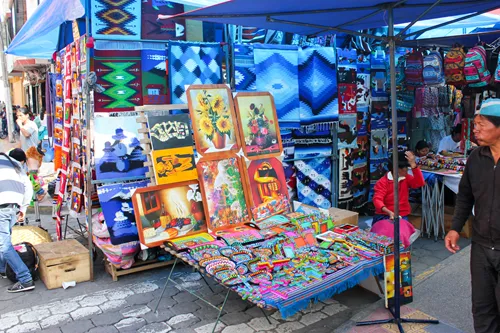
[234,92,282,159]
[152,147,197,185]
[244,157,290,222]
[94,115,148,181]
[187,84,240,156]
[132,181,207,248]
[147,114,193,151]
[197,156,251,232]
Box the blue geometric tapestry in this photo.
[295,145,332,209]
[91,0,141,40]
[254,44,300,128]
[298,47,338,127]
[168,41,223,104]
[234,44,256,92]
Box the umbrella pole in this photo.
[356,5,439,332]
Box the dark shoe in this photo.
[0,272,6,279]
[7,281,35,293]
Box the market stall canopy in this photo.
[5,0,85,59]
[400,30,500,47]
[170,0,500,39]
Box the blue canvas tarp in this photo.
[6,0,85,58]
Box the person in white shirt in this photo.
[16,108,38,152]
[438,124,462,155]
[0,149,35,293]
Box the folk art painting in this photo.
[97,180,149,245]
[187,85,240,155]
[234,92,282,159]
[152,147,197,185]
[147,114,193,151]
[244,157,290,221]
[94,115,148,181]
[384,251,413,308]
[197,156,251,231]
[132,181,206,248]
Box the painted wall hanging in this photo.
[243,157,290,221]
[94,115,148,181]
[197,156,251,231]
[152,147,197,185]
[97,180,149,245]
[187,84,241,155]
[132,181,206,248]
[141,49,168,105]
[234,92,282,159]
[147,114,193,151]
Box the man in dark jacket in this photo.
[445,98,500,333]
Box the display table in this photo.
[158,246,383,317]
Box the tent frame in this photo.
[170,0,500,331]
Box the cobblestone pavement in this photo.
[0,209,471,333]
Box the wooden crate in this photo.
[34,239,90,290]
[104,258,173,282]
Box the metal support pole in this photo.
[388,8,402,322]
[154,257,179,313]
[84,0,94,281]
[0,17,15,143]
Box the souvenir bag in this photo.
[395,55,406,88]
[423,51,444,85]
[444,46,466,86]
[494,50,500,84]
[464,45,492,88]
[405,50,424,89]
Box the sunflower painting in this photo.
[187,84,240,155]
[234,92,282,159]
[197,156,251,231]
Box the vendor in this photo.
[438,124,462,155]
[372,150,425,224]
[415,140,431,157]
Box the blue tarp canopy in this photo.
[172,0,500,39]
[5,0,85,59]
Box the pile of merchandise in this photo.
[417,156,467,172]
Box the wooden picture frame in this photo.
[234,92,282,159]
[186,84,241,157]
[132,180,207,248]
[242,157,290,222]
[196,155,252,232]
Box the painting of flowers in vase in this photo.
[132,181,207,248]
[197,156,251,231]
[244,157,290,222]
[234,92,282,159]
[187,84,240,155]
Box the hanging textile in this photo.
[294,131,332,209]
[254,44,300,128]
[94,50,143,112]
[141,49,168,105]
[91,0,141,40]
[281,131,296,201]
[356,54,371,107]
[168,41,223,104]
[368,101,389,202]
[298,46,338,129]
[234,44,256,92]
[337,48,357,115]
[142,1,185,41]
[352,106,370,210]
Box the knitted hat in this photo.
[478,99,500,117]
[8,148,27,163]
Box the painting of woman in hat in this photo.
[129,137,146,170]
[94,116,149,181]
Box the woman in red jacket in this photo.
[372,150,425,225]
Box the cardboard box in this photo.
[328,207,359,226]
[34,239,90,290]
[293,201,359,226]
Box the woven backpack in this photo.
[405,50,424,89]
[423,51,445,85]
[494,52,500,84]
[444,46,466,86]
[464,45,491,87]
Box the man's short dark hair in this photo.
[8,148,27,163]
[452,124,462,136]
[415,140,429,151]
